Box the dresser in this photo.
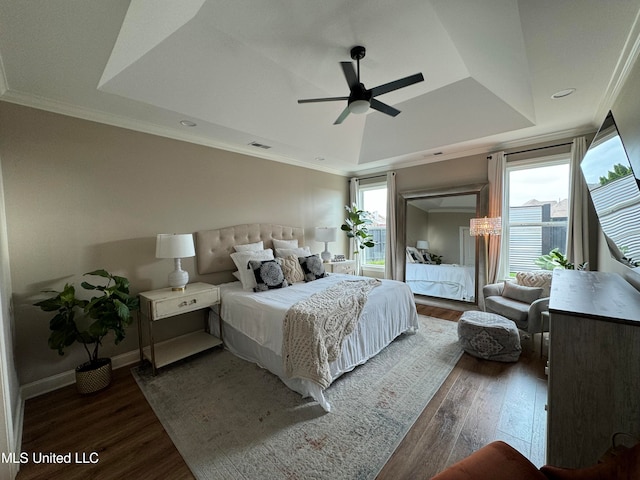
[547,269,640,468]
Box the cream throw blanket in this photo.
[283,278,381,389]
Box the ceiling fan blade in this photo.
[370,99,401,117]
[340,62,359,90]
[333,106,351,125]
[298,96,349,104]
[370,73,424,97]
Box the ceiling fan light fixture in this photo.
[348,99,370,114]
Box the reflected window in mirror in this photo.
[504,156,570,276]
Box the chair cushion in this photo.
[431,441,547,480]
[458,311,521,362]
[485,296,530,327]
[502,281,543,304]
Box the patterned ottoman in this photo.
[457,311,521,362]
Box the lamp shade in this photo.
[416,240,430,250]
[470,217,502,236]
[156,234,195,259]
[315,227,337,243]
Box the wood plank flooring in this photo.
[17,305,547,480]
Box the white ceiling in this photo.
[1,0,639,176]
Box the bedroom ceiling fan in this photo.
[298,46,424,125]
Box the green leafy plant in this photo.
[599,163,632,186]
[534,248,587,271]
[34,269,139,365]
[341,204,376,254]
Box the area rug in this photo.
[132,315,462,480]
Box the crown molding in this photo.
[0,89,351,177]
[595,7,640,122]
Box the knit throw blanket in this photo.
[283,278,381,389]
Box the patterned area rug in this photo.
[132,315,462,480]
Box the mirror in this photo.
[581,111,640,270]
[398,184,488,305]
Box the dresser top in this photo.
[549,270,640,325]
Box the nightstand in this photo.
[324,260,356,275]
[138,282,222,375]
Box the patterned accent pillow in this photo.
[248,259,288,292]
[298,254,327,282]
[516,271,553,297]
[278,255,305,284]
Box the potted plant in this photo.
[34,269,139,394]
[341,203,376,255]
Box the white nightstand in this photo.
[138,282,221,375]
[324,260,356,275]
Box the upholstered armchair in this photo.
[483,271,553,335]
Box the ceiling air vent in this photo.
[248,141,272,150]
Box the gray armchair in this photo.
[482,271,553,335]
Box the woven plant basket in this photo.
[75,358,112,394]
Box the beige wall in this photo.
[0,102,349,385]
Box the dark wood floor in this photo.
[17,305,547,480]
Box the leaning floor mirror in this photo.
[397,183,489,306]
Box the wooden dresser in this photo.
[547,269,640,468]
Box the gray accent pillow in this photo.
[502,281,543,304]
[298,254,327,282]
[249,259,288,292]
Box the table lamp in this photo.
[315,227,337,263]
[156,233,196,291]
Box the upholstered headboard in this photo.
[195,223,305,275]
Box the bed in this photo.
[405,262,475,301]
[195,224,419,412]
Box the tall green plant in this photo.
[34,269,139,364]
[341,204,376,254]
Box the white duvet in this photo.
[212,274,419,411]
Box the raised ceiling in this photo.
[1,0,639,175]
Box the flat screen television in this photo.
[581,110,640,268]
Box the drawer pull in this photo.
[178,299,198,308]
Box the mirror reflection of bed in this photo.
[399,184,488,306]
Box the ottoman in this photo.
[458,311,521,362]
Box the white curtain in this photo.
[487,151,506,284]
[349,177,361,274]
[385,172,397,279]
[567,136,589,268]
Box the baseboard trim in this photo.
[19,349,140,400]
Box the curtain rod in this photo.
[350,173,388,182]
[504,141,573,157]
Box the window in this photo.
[504,155,570,275]
[358,183,387,267]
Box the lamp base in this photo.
[321,242,331,263]
[168,258,189,291]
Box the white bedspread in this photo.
[213,274,419,411]
[405,263,475,301]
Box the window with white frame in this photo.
[504,155,570,275]
[358,182,387,267]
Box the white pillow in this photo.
[234,241,264,252]
[272,238,298,249]
[275,246,311,258]
[230,249,274,290]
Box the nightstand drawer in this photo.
[332,263,355,274]
[152,288,219,320]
